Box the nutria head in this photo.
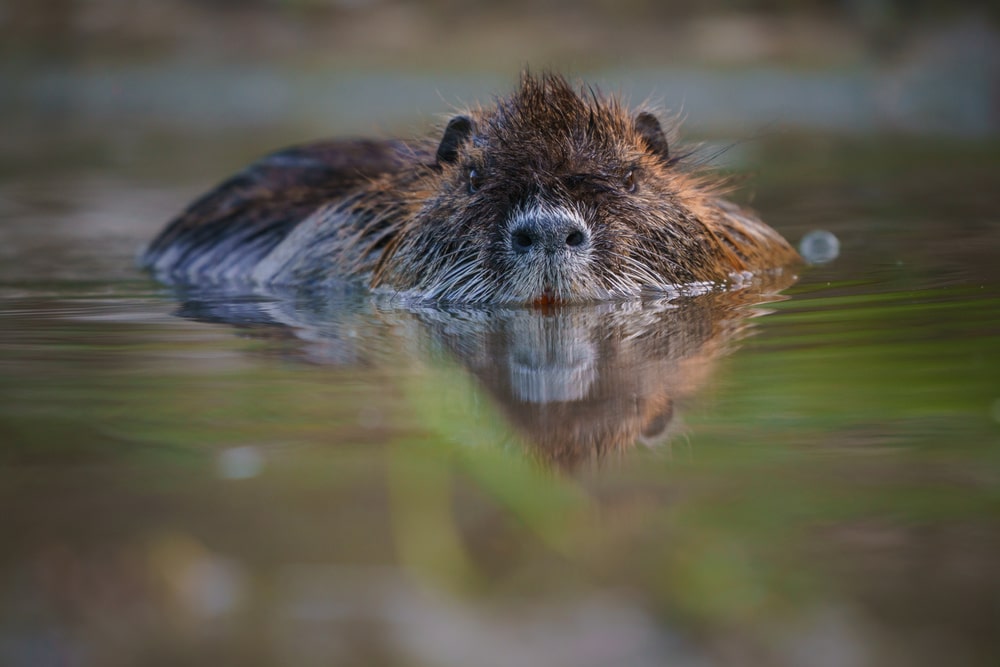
[370,72,798,305]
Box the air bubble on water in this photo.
[799,230,840,265]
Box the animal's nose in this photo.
[510,211,590,255]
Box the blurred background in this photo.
[3,0,998,143]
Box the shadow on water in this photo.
[171,274,797,472]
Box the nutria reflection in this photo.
[406,291,768,470]
[173,277,793,470]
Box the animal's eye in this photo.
[623,170,637,193]
[468,168,483,193]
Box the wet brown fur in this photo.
[143,72,799,303]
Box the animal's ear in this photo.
[634,111,669,161]
[436,115,474,165]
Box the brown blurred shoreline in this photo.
[1,2,997,143]
[2,1,997,68]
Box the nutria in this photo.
[142,72,800,304]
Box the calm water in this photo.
[1,125,998,667]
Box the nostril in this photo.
[512,229,534,251]
[510,214,590,254]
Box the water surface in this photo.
[1,128,998,666]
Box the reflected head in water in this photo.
[174,274,794,472]
[413,287,786,471]
[142,72,800,305]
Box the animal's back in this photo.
[142,138,410,285]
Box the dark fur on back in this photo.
[143,73,799,303]
[142,139,412,283]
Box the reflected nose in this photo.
[510,212,590,255]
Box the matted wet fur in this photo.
[143,72,799,304]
